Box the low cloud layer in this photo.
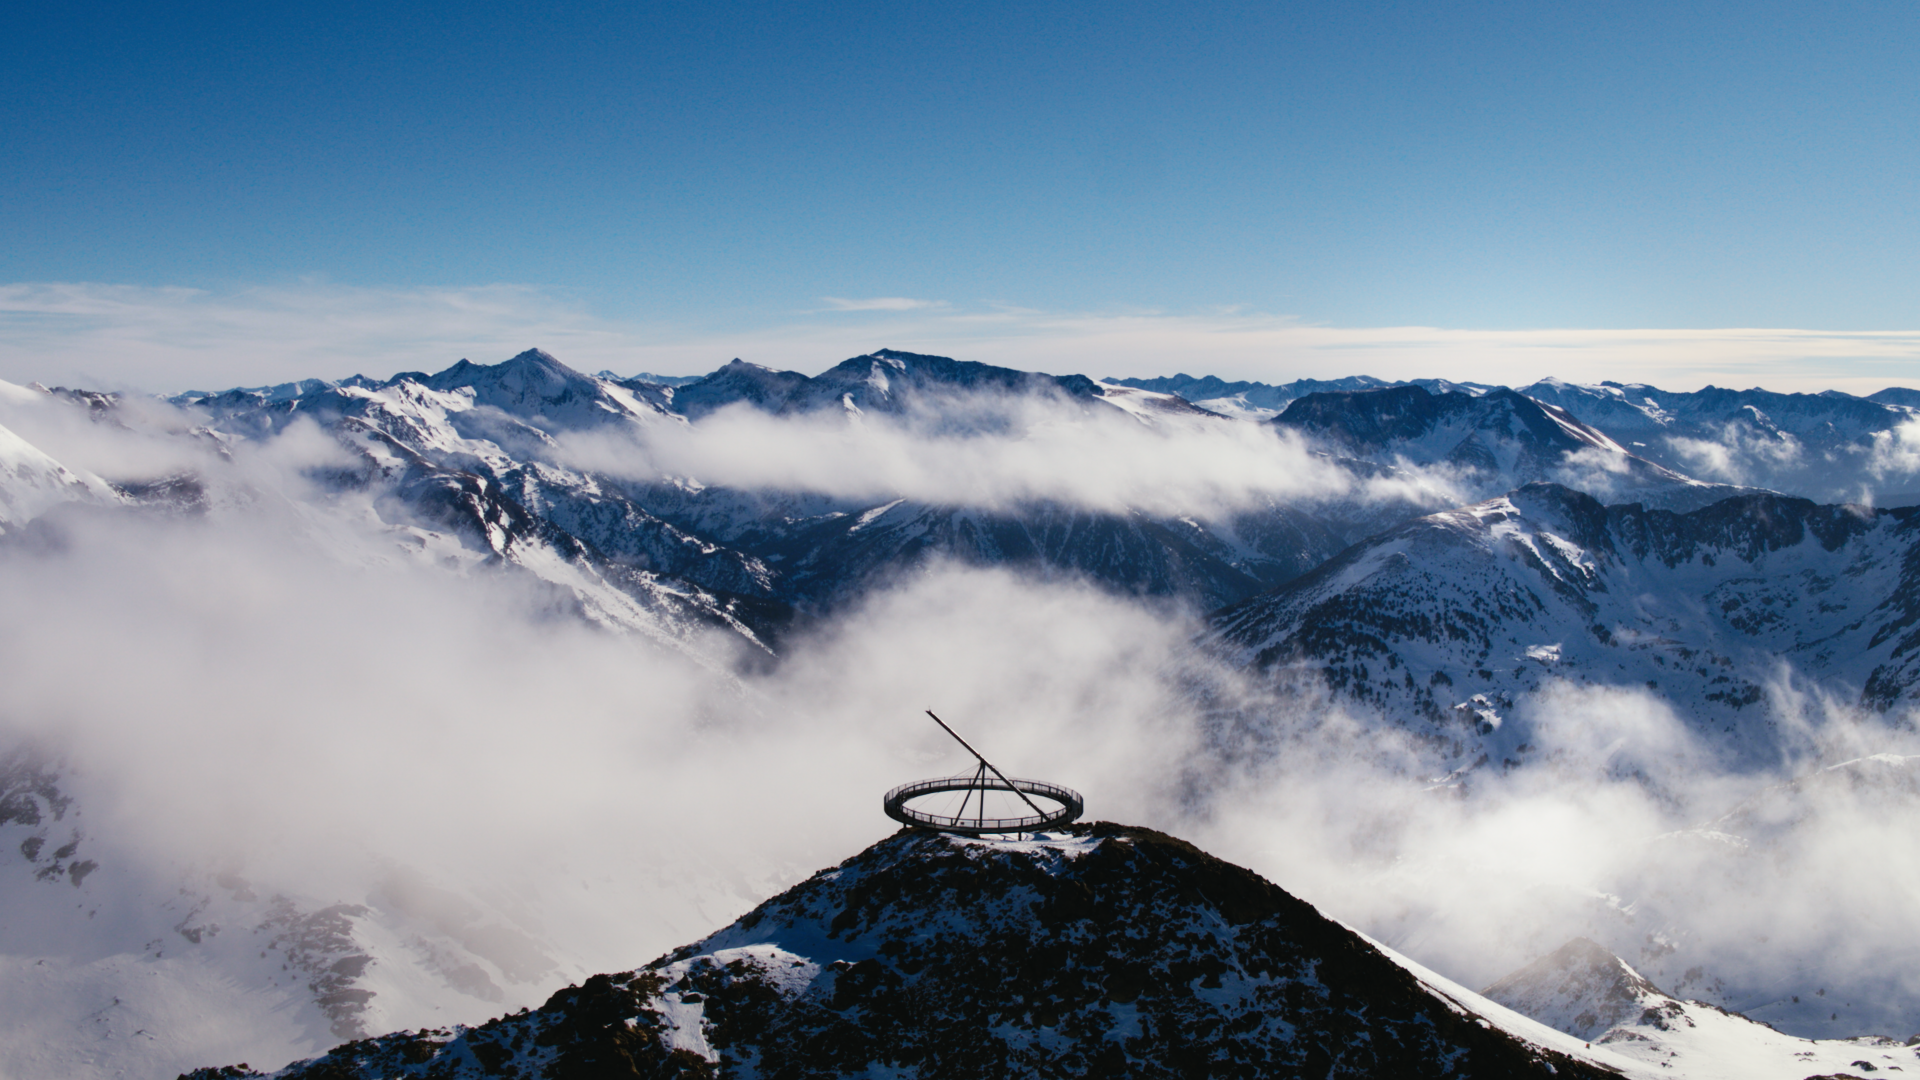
[560,396,1411,517]
[5,448,1917,1038]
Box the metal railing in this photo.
[882,773,1085,834]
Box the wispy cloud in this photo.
[4,279,1920,395]
[0,282,648,393]
[815,296,948,312]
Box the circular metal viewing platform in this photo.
[883,774,1084,836]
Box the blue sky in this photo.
[3,1,1918,390]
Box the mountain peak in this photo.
[408,349,674,428]
[1483,938,1666,1041]
[193,822,1613,1079]
[424,348,581,392]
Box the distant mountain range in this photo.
[1112,370,1920,505]
[8,346,1917,763]
[10,346,1920,744]
[7,347,1920,1078]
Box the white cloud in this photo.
[0,282,647,393]
[5,279,1920,396]
[556,394,1369,517]
[815,296,947,312]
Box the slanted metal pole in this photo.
[925,711,1049,819]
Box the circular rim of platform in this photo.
[883,774,1084,836]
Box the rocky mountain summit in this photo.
[183,824,1620,1080]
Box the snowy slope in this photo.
[1272,384,1737,512]
[19,352,1920,1079]
[1117,371,1920,505]
[176,349,1374,614]
[1521,378,1920,504]
[1212,483,1920,765]
[1483,938,1920,1080]
[0,382,124,531]
[1104,374,1500,421]
[1599,753,1920,1040]
[172,353,785,655]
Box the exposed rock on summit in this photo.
[184,824,1617,1079]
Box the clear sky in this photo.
[3,0,1918,391]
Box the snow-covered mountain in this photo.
[168,351,785,654]
[183,824,1632,1080]
[1575,753,1920,1041]
[1112,370,1920,506]
[171,350,1890,628]
[0,384,124,531]
[1210,482,1920,766]
[1517,379,1920,504]
[1201,482,1920,1042]
[1270,384,1739,512]
[170,349,1368,613]
[10,349,1920,1077]
[1483,938,1919,1080]
[1105,373,1500,421]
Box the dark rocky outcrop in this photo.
[181,824,1617,1079]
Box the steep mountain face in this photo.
[1486,939,1667,1042]
[1104,374,1498,421]
[170,350,1364,617]
[412,349,674,430]
[0,384,126,531]
[776,348,1106,417]
[1483,938,1920,1080]
[1112,372,1920,506]
[644,360,810,422]
[625,349,1112,422]
[1210,483,1920,766]
[1272,386,1733,511]
[0,419,122,531]
[1519,379,1920,504]
[169,353,788,653]
[185,825,1622,1080]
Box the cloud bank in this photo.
[559,396,1408,517]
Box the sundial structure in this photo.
[883,711,1084,836]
